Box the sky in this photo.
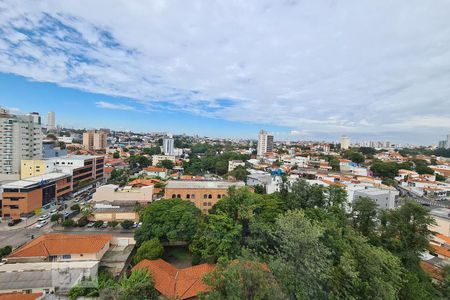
[0,0,449,144]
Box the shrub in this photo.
[133,238,164,264]
[121,220,134,230]
[108,221,119,228]
[77,216,89,227]
[93,220,104,228]
[71,204,80,211]
[51,214,61,222]
[62,219,76,227]
[0,246,12,258]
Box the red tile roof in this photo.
[145,166,167,172]
[129,178,160,186]
[7,233,112,258]
[133,259,215,299]
[0,293,43,300]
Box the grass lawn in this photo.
[163,246,192,268]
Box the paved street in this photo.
[0,186,98,249]
[396,185,450,210]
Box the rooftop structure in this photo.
[133,259,215,300]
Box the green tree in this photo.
[113,151,120,158]
[121,219,134,230]
[62,219,76,227]
[351,197,378,239]
[371,161,399,179]
[108,220,119,228]
[344,151,365,164]
[202,258,285,300]
[156,159,174,169]
[114,268,158,300]
[135,199,201,244]
[416,165,434,175]
[0,246,12,259]
[51,213,62,223]
[143,147,161,155]
[133,238,164,264]
[269,210,331,299]
[190,213,242,262]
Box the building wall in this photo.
[93,211,138,222]
[2,188,42,219]
[152,155,176,166]
[164,187,229,213]
[0,109,42,179]
[21,160,55,179]
[56,177,73,197]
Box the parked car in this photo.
[86,222,95,228]
[58,206,64,211]
[131,222,138,229]
[101,221,108,228]
[138,222,142,228]
[50,208,58,214]
[36,220,48,228]
[38,214,49,221]
[63,211,71,218]
[7,219,22,226]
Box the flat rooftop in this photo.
[48,154,103,161]
[2,172,71,189]
[165,180,245,189]
[430,208,450,220]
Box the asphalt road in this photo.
[0,187,97,249]
[396,185,450,210]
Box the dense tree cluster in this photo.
[183,152,249,175]
[133,181,448,299]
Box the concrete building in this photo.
[447,134,450,149]
[152,155,176,167]
[429,208,450,237]
[1,172,72,219]
[143,166,168,179]
[340,135,350,150]
[228,160,245,172]
[92,203,139,222]
[20,159,56,179]
[42,140,67,158]
[163,135,175,155]
[165,180,245,213]
[83,130,107,150]
[92,184,154,205]
[46,111,55,131]
[353,188,399,209]
[0,108,42,180]
[257,130,274,156]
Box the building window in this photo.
[172,194,176,198]
[186,194,190,199]
[203,194,207,199]
[208,194,212,199]
[177,194,181,198]
[62,254,71,259]
[191,194,195,199]
[203,202,207,206]
[217,194,221,199]
[208,202,211,206]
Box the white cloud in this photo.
[95,101,136,111]
[0,0,450,143]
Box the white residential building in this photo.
[163,135,175,155]
[257,129,274,156]
[228,160,245,172]
[152,155,176,166]
[47,111,56,130]
[0,108,42,180]
[340,135,350,150]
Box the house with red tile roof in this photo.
[133,259,215,299]
[0,292,43,300]
[4,233,112,263]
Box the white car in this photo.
[38,214,49,221]
[36,220,48,228]
[50,208,58,214]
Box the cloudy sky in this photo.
[0,0,449,144]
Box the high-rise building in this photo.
[163,134,175,155]
[340,135,350,150]
[257,129,274,156]
[447,134,450,149]
[438,140,447,149]
[47,111,55,131]
[83,130,107,150]
[0,107,42,180]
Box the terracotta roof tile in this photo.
[0,293,43,300]
[133,259,215,299]
[7,233,112,258]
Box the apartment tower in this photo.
[257,129,274,156]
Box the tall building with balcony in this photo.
[83,130,107,150]
[0,108,42,180]
[340,135,350,150]
[47,111,56,131]
[257,129,274,156]
[163,134,175,155]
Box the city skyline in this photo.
[1,1,450,144]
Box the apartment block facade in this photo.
[0,108,42,180]
[83,130,107,150]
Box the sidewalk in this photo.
[0,215,41,232]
